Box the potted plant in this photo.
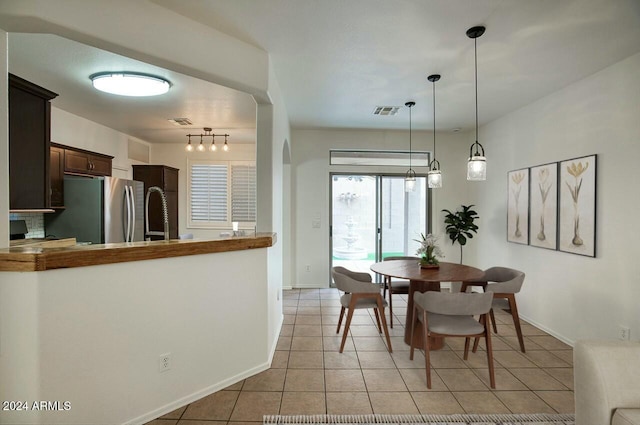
[415,233,444,268]
[442,204,479,263]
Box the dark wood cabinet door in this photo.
[165,190,178,239]
[90,155,112,176]
[8,74,57,210]
[63,147,113,176]
[64,149,91,174]
[133,165,179,240]
[50,145,65,208]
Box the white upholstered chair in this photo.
[410,291,495,389]
[331,266,392,353]
[574,340,640,425]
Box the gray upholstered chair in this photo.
[410,291,495,389]
[332,266,392,353]
[382,256,419,327]
[463,266,527,353]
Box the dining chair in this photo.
[463,267,527,353]
[331,266,392,353]
[410,291,495,388]
[381,256,419,327]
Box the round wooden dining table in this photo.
[370,260,484,350]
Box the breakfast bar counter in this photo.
[0,232,281,425]
[0,233,276,271]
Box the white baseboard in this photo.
[291,284,331,289]
[127,317,283,425]
[519,313,575,348]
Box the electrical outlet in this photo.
[619,326,631,341]
[158,353,172,372]
[305,265,311,272]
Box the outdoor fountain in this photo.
[333,184,368,260]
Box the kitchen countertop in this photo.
[0,233,276,272]
[9,237,77,248]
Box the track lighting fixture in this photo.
[185,128,230,152]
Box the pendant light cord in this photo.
[474,37,479,147]
[409,104,412,171]
[432,80,436,161]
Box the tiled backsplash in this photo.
[9,213,45,238]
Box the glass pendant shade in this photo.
[185,140,194,152]
[467,156,487,180]
[427,170,442,188]
[405,174,416,192]
[209,142,217,152]
[197,138,205,151]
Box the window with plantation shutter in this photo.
[231,164,256,222]
[188,160,256,228]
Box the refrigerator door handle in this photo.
[129,184,136,242]
[124,185,132,242]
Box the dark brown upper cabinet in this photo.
[63,146,113,177]
[49,143,65,208]
[9,73,58,211]
[133,165,179,240]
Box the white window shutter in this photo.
[190,163,228,222]
[231,164,257,222]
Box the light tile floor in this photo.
[148,288,574,424]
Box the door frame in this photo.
[329,172,432,286]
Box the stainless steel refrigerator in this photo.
[45,176,144,244]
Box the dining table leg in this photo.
[405,280,445,350]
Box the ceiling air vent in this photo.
[168,117,193,126]
[373,106,400,116]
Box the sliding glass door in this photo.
[379,176,427,261]
[330,174,428,282]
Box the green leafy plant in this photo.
[442,204,479,263]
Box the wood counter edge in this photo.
[0,233,276,272]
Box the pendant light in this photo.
[466,25,487,181]
[197,135,205,152]
[427,74,442,188]
[404,101,416,192]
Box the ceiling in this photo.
[8,0,640,143]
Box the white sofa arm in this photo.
[574,340,640,425]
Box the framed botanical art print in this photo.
[559,154,597,257]
[507,168,529,245]
[529,162,558,250]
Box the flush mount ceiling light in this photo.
[466,25,487,181]
[404,101,416,192]
[90,72,171,97]
[185,127,230,152]
[427,74,442,189]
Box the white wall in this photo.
[51,107,151,179]
[0,249,272,425]
[291,128,472,288]
[470,52,640,344]
[262,60,290,353]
